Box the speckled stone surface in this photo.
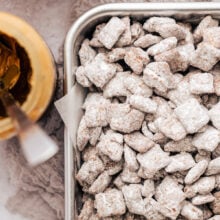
[0,0,212,220]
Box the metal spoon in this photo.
[0,45,58,166]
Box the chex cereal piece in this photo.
[78,198,94,220]
[84,100,110,128]
[193,15,219,43]
[184,160,208,185]
[124,47,150,74]
[141,179,155,198]
[144,16,185,40]
[107,48,126,62]
[98,17,126,49]
[116,17,132,47]
[79,39,97,66]
[121,167,141,184]
[124,145,139,171]
[89,23,106,47]
[130,22,145,42]
[89,171,112,194]
[192,126,220,152]
[174,98,210,134]
[157,23,186,40]
[209,101,220,130]
[204,27,220,48]
[77,116,90,151]
[147,37,177,56]
[211,192,220,215]
[84,54,117,88]
[168,80,195,106]
[184,176,216,198]
[155,47,189,72]
[189,72,214,94]
[164,136,196,152]
[144,198,166,220]
[192,193,215,205]
[155,176,185,219]
[122,184,146,216]
[103,71,131,98]
[143,62,174,92]
[143,17,176,32]
[181,201,203,220]
[95,189,126,218]
[137,145,170,178]
[206,157,220,175]
[82,92,108,109]
[128,95,157,114]
[134,34,162,48]
[124,131,155,153]
[76,156,105,186]
[97,132,123,162]
[75,66,92,87]
[190,42,220,72]
[165,153,195,173]
[108,104,145,133]
[155,114,187,141]
[124,74,152,97]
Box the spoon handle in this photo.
[0,89,58,166]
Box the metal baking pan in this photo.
[64,2,220,220]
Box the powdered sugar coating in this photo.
[174,98,210,134]
[137,145,170,178]
[165,153,195,173]
[190,42,220,72]
[184,160,208,185]
[76,15,220,219]
[189,72,214,94]
[95,189,126,218]
[147,37,177,56]
[122,184,146,216]
[181,201,203,220]
[84,54,117,88]
[192,126,220,152]
[124,131,155,153]
[143,61,174,92]
[128,95,157,114]
[134,34,162,48]
[124,47,150,74]
[155,176,185,219]
[193,15,219,43]
[98,17,126,49]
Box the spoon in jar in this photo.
[0,48,58,166]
